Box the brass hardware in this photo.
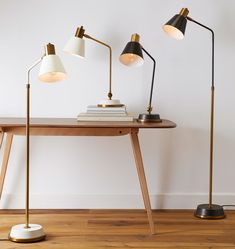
[45,43,55,55]
[179,8,189,17]
[147,106,152,114]
[97,103,124,107]
[75,26,85,38]
[9,235,46,243]
[131,33,140,43]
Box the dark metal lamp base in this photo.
[138,113,162,123]
[195,204,225,219]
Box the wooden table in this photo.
[0,118,176,234]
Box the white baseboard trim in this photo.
[1,193,235,209]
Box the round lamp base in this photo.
[195,204,225,219]
[97,99,124,107]
[9,224,46,243]
[138,113,162,123]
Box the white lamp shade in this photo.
[63,36,85,58]
[119,53,144,67]
[38,55,66,83]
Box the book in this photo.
[78,112,127,117]
[77,114,134,122]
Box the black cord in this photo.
[222,205,235,208]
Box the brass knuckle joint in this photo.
[147,106,153,114]
[131,33,140,43]
[45,43,55,55]
[179,8,189,17]
[75,26,85,38]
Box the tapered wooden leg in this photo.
[0,132,4,150]
[130,129,155,235]
[0,133,13,199]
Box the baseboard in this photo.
[0,193,235,209]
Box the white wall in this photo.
[0,0,235,209]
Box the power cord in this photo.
[222,205,235,208]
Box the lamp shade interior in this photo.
[119,41,144,67]
[63,36,85,58]
[119,53,144,67]
[38,55,66,83]
[163,14,187,40]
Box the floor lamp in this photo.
[163,8,225,219]
[9,43,66,243]
[64,26,123,107]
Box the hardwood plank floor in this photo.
[0,209,234,248]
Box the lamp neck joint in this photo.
[75,26,85,38]
[131,33,140,43]
[179,8,189,17]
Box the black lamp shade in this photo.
[119,41,144,67]
[163,14,187,40]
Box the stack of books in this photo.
[77,105,134,121]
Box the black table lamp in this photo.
[119,33,161,123]
[163,8,225,219]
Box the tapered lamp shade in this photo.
[38,43,66,83]
[119,34,144,67]
[163,9,189,40]
[63,36,85,58]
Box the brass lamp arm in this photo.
[141,47,156,114]
[84,34,113,99]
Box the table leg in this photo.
[130,129,155,235]
[0,132,4,150]
[0,133,13,199]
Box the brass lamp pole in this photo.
[64,26,123,107]
[9,43,66,243]
[163,8,225,219]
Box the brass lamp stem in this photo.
[187,17,215,208]
[25,57,44,228]
[84,34,113,100]
[141,47,156,115]
[210,85,215,208]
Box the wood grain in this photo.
[0,131,4,149]
[0,209,234,248]
[0,133,13,199]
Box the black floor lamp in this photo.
[163,8,225,219]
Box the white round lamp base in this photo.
[98,99,124,107]
[9,224,46,243]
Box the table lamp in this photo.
[163,8,225,219]
[9,43,66,243]
[119,33,161,122]
[64,26,123,107]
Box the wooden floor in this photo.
[0,209,235,248]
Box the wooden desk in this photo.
[0,118,176,234]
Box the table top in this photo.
[0,118,176,129]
